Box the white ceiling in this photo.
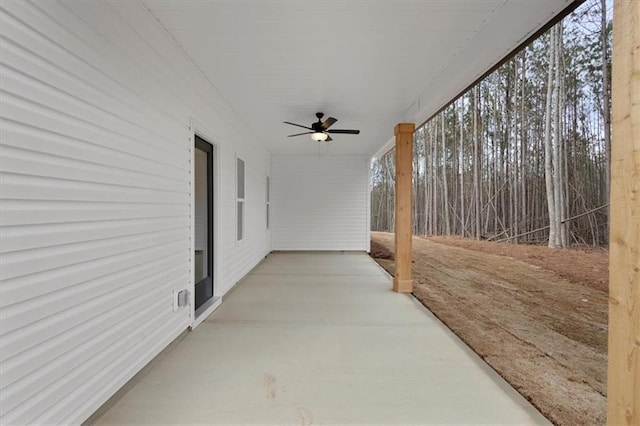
[143,0,577,157]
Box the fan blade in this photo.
[325,135,333,141]
[321,117,337,130]
[283,121,313,130]
[287,131,313,137]
[327,129,360,134]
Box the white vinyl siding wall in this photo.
[0,1,270,424]
[271,156,369,251]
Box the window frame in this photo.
[266,175,270,231]
[236,156,245,242]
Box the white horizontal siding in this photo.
[0,1,270,424]
[271,155,368,251]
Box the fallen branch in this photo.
[495,225,550,242]
[486,229,510,241]
[493,204,609,243]
[561,204,609,224]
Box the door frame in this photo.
[190,119,221,328]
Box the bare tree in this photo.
[370,0,611,247]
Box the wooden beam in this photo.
[607,1,640,424]
[394,123,415,293]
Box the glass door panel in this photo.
[194,136,213,311]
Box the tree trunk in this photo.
[545,27,559,248]
[441,113,451,235]
[432,121,438,234]
[601,0,611,244]
[473,86,481,239]
[459,98,466,237]
[554,22,568,247]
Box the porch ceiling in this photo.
[143,0,578,157]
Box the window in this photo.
[236,157,245,241]
[266,176,270,230]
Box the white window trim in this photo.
[236,155,245,243]
[266,175,270,231]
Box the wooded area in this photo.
[371,0,612,248]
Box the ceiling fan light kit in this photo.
[311,132,328,142]
[284,112,360,143]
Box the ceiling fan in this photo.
[284,112,360,142]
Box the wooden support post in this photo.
[607,1,640,424]
[393,123,415,293]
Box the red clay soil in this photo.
[371,232,608,426]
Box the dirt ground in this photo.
[370,232,608,426]
[427,235,609,293]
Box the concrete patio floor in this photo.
[90,252,550,425]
